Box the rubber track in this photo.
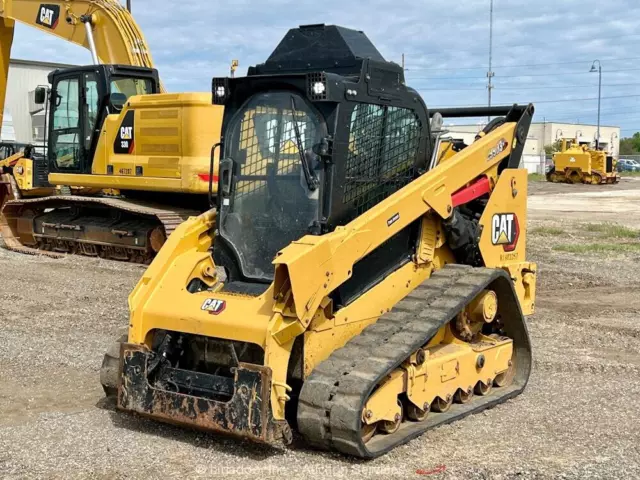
[0,195,199,259]
[297,265,532,458]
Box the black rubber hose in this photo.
[475,117,506,142]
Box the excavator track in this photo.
[0,195,200,263]
[297,265,532,458]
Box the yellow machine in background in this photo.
[547,138,619,185]
[0,0,224,262]
[102,25,537,458]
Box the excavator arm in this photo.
[0,0,158,129]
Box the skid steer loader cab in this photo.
[213,24,430,283]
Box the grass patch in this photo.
[582,222,639,239]
[531,226,565,235]
[553,243,640,254]
[528,173,546,182]
[620,171,640,177]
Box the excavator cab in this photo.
[35,64,159,176]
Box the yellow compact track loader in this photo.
[547,138,619,185]
[101,24,537,458]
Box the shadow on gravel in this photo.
[98,400,286,460]
[95,397,363,464]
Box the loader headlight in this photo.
[307,72,327,100]
[312,82,326,96]
[16,166,24,175]
[212,77,230,105]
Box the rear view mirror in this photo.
[110,92,128,112]
[34,86,47,105]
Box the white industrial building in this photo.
[1,58,74,143]
[446,121,621,174]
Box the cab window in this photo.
[110,77,154,102]
[51,77,81,170]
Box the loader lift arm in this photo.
[0,0,158,129]
[273,104,534,333]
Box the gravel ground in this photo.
[1,179,640,479]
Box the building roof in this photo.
[10,58,76,70]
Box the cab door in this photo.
[49,71,101,174]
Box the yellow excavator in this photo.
[0,0,222,262]
[101,25,537,458]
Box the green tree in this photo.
[544,139,564,155]
[620,133,640,155]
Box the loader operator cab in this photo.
[212,24,431,285]
[34,64,159,175]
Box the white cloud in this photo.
[9,0,640,134]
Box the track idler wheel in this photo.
[360,421,377,444]
[455,387,475,404]
[379,400,403,434]
[432,394,453,413]
[475,379,493,396]
[494,357,516,388]
[591,173,603,185]
[149,227,167,253]
[406,401,430,422]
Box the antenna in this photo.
[487,0,494,121]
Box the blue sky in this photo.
[10,0,640,136]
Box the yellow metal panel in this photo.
[49,93,221,194]
[0,17,14,131]
[48,173,184,192]
[478,169,528,267]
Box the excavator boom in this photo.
[0,0,158,129]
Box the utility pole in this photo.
[402,53,405,71]
[487,0,494,121]
[590,60,602,149]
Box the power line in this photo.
[407,67,640,80]
[417,82,640,92]
[406,56,640,72]
[403,33,640,59]
[431,94,640,109]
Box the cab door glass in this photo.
[52,78,81,170]
[84,73,100,151]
